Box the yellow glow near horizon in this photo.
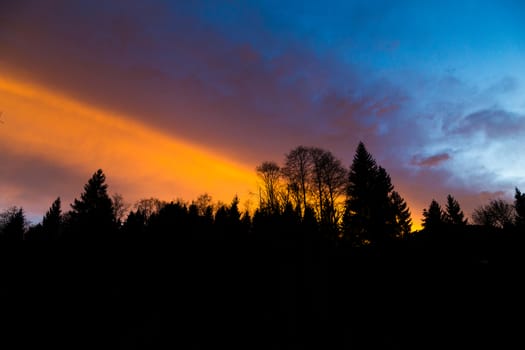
[0,74,258,207]
[411,216,423,232]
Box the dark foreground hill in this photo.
[0,227,518,349]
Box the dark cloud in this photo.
[410,153,451,167]
[452,108,525,139]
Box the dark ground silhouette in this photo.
[0,226,510,349]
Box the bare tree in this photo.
[112,193,130,225]
[256,161,282,214]
[193,193,213,216]
[282,146,312,215]
[472,199,514,229]
[310,147,347,231]
[134,197,165,219]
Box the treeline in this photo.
[421,189,525,232]
[0,143,405,243]
[0,142,512,349]
[0,142,522,251]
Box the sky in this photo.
[1,0,524,228]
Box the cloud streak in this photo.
[452,108,525,139]
[411,153,451,168]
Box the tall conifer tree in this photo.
[344,142,411,245]
[391,191,412,238]
[42,197,62,240]
[444,194,467,225]
[514,188,525,227]
[67,169,116,239]
[422,200,444,231]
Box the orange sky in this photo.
[0,73,259,217]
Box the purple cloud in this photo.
[452,108,525,139]
[411,153,451,167]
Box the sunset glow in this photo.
[0,73,257,217]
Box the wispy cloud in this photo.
[411,153,451,167]
[451,108,525,139]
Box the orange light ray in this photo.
[0,74,257,206]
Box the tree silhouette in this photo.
[302,205,319,242]
[214,195,243,239]
[256,161,282,215]
[514,188,525,227]
[240,211,252,236]
[122,209,147,239]
[134,197,165,220]
[309,148,347,236]
[422,199,444,231]
[148,201,189,238]
[374,166,396,238]
[443,194,467,225]
[66,169,117,239]
[390,191,412,238]
[282,146,312,216]
[0,206,26,240]
[344,142,406,245]
[472,199,514,229]
[344,142,378,244]
[193,193,213,217]
[112,193,129,227]
[42,197,62,240]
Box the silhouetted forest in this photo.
[0,142,518,348]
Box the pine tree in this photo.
[422,200,444,231]
[67,169,116,239]
[391,191,412,238]
[42,197,62,240]
[343,142,411,244]
[0,207,26,240]
[372,166,396,238]
[344,142,408,245]
[443,194,467,225]
[227,195,243,238]
[514,188,525,227]
[344,142,378,245]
